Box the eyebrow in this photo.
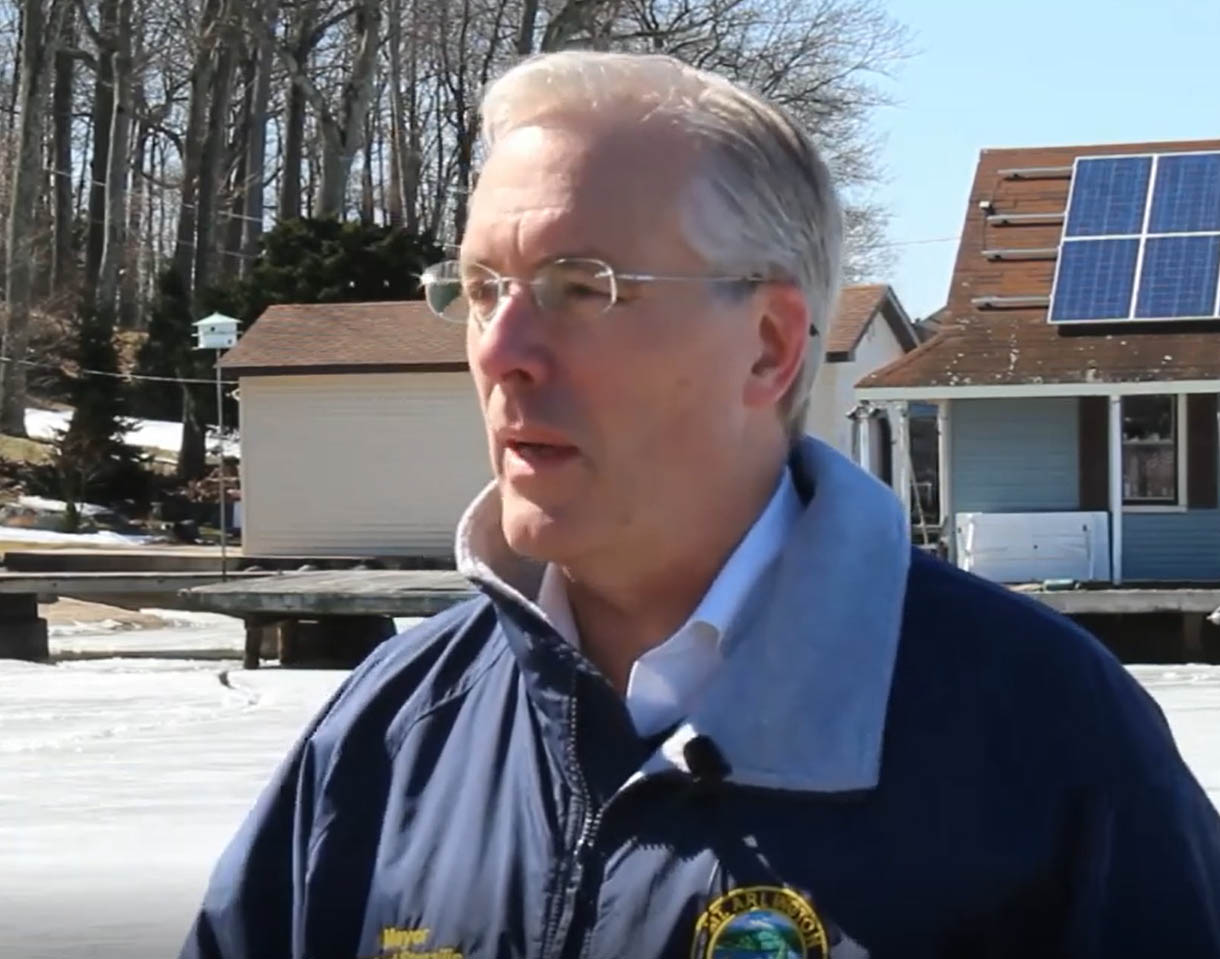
[459,248,622,273]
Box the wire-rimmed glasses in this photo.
[419,257,766,328]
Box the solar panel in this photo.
[1049,239,1139,321]
[1049,150,1220,324]
[1148,153,1220,233]
[1063,156,1152,237]
[1135,236,1220,318]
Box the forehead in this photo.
[462,119,698,268]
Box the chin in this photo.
[499,489,581,562]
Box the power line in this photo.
[877,235,960,248]
[0,355,222,386]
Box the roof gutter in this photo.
[856,379,1220,401]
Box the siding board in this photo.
[239,373,490,557]
[1123,510,1220,581]
[951,398,1079,512]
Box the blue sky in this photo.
[873,0,1220,320]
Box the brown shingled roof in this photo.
[859,138,1220,392]
[826,284,887,354]
[219,301,466,374]
[825,284,918,360]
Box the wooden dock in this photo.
[1015,586,1220,615]
[3,546,1218,668]
[184,570,479,669]
[0,570,272,661]
[184,569,477,617]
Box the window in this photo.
[1121,395,1179,504]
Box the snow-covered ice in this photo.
[0,657,347,958]
[1,628,1218,957]
[49,609,248,657]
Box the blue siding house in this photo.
[855,138,1220,585]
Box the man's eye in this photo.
[564,282,611,299]
[465,281,498,305]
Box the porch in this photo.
[852,381,1220,586]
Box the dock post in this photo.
[1182,613,1205,663]
[243,615,269,669]
[0,594,49,661]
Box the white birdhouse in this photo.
[194,313,240,350]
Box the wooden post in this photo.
[242,614,272,669]
[890,401,912,524]
[855,407,871,474]
[1182,614,1204,663]
[1108,395,1124,585]
[937,400,953,562]
[0,593,49,661]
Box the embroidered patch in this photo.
[691,885,829,959]
[375,926,463,959]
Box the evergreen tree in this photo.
[54,303,141,524]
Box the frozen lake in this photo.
[2,616,1219,957]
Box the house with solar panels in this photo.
[856,139,1220,589]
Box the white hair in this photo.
[478,50,843,444]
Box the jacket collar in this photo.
[455,435,911,794]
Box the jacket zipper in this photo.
[541,687,597,959]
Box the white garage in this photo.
[221,301,490,559]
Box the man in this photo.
[181,51,1220,959]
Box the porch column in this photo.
[855,405,872,474]
[937,400,953,561]
[889,401,912,524]
[1108,394,1123,585]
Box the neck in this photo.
[561,444,788,694]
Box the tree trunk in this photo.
[49,3,75,294]
[84,0,117,293]
[360,117,375,224]
[386,0,406,227]
[171,0,223,285]
[243,0,275,259]
[96,0,134,315]
[314,0,381,219]
[177,382,207,480]
[221,56,252,280]
[120,127,146,328]
[517,0,540,53]
[193,1,237,295]
[276,8,315,222]
[279,83,306,221]
[1,0,70,435]
[453,116,476,241]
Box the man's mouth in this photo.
[504,439,579,468]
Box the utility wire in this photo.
[0,355,223,386]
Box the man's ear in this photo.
[743,283,809,410]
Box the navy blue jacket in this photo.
[180,439,1220,959]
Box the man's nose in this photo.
[468,285,549,386]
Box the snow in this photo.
[50,610,248,657]
[0,525,157,546]
[1,626,1218,957]
[16,495,112,517]
[23,407,240,461]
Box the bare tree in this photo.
[241,0,276,261]
[96,0,134,313]
[1,0,72,435]
[49,2,75,293]
[261,0,381,219]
